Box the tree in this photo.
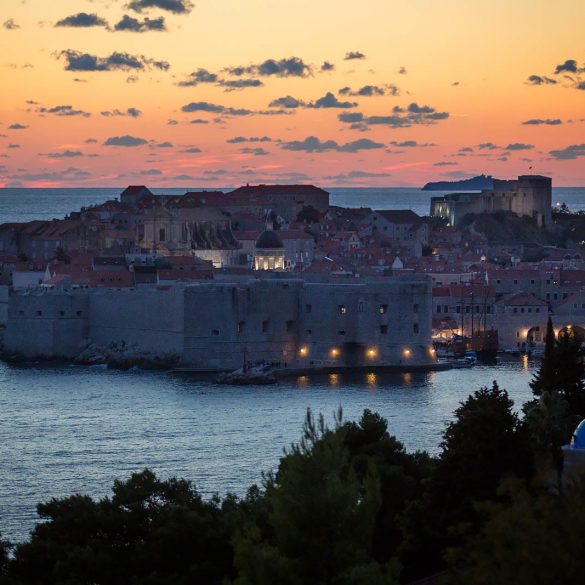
[555,328,585,416]
[0,533,10,577]
[523,391,576,488]
[448,479,585,585]
[399,383,533,581]
[530,316,556,396]
[531,320,585,417]
[5,470,237,585]
[234,409,399,585]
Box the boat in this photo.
[215,348,277,385]
[216,366,276,385]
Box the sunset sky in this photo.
[1,0,584,188]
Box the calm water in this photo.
[1,187,584,224]
[0,358,536,542]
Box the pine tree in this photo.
[555,328,585,416]
[530,317,557,396]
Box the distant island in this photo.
[422,174,494,191]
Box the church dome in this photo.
[256,230,284,249]
[572,419,585,450]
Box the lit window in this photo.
[379,304,387,314]
[338,305,347,314]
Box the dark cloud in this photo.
[442,170,476,179]
[85,138,98,144]
[45,150,84,158]
[37,105,91,117]
[388,140,436,147]
[101,107,142,117]
[281,135,384,153]
[140,169,163,175]
[8,144,20,149]
[182,147,202,153]
[127,0,194,14]
[398,66,407,75]
[522,118,562,125]
[505,143,534,150]
[224,57,312,78]
[167,119,178,125]
[338,102,449,129]
[323,170,391,180]
[103,135,148,147]
[555,59,578,74]
[55,13,107,28]
[477,142,500,150]
[8,167,92,182]
[240,147,269,156]
[182,101,291,117]
[309,92,357,108]
[268,96,304,109]
[3,19,19,30]
[339,84,398,97]
[549,144,585,160]
[577,82,585,91]
[344,51,366,60]
[433,161,457,167]
[114,15,166,32]
[58,50,169,72]
[526,75,557,85]
[189,119,209,124]
[182,102,251,115]
[338,112,363,123]
[177,68,218,87]
[227,136,272,143]
[219,79,263,90]
[156,141,173,148]
[321,61,335,71]
[8,124,28,130]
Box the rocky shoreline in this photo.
[0,341,181,371]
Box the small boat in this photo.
[216,366,276,385]
[216,348,276,385]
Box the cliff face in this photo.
[423,175,494,191]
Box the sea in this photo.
[1,186,584,543]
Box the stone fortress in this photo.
[2,275,435,371]
[430,175,552,228]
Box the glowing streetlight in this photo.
[367,348,378,359]
[403,348,411,358]
[299,346,308,357]
[330,348,340,358]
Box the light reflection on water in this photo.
[0,357,535,542]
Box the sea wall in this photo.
[2,276,436,370]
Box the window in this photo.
[76,310,82,317]
[496,279,501,285]
[513,279,518,285]
[379,304,388,314]
[380,325,388,334]
[413,303,419,313]
[338,305,347,314]
[535,308,540,313]
[305,329,312,335]
[159,228,166,242]
[456,306,461,314]
[513,308,517,313]
[413,323,419,334]
[36,310,42,316]
[19,310,24,316]
[305,303,312,313]
[212,329,220,336]
[262,320,269,333]
[358,301,364,312]
[338,330,346,335]
[437,305,442,313]
[237,321,245,334]
[531,279,535,285]
[286,320,294,332]
[59,310,65,317]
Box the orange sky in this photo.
[1,0,584,188]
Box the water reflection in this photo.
[366,372,377,389]
[328,373,339,387]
